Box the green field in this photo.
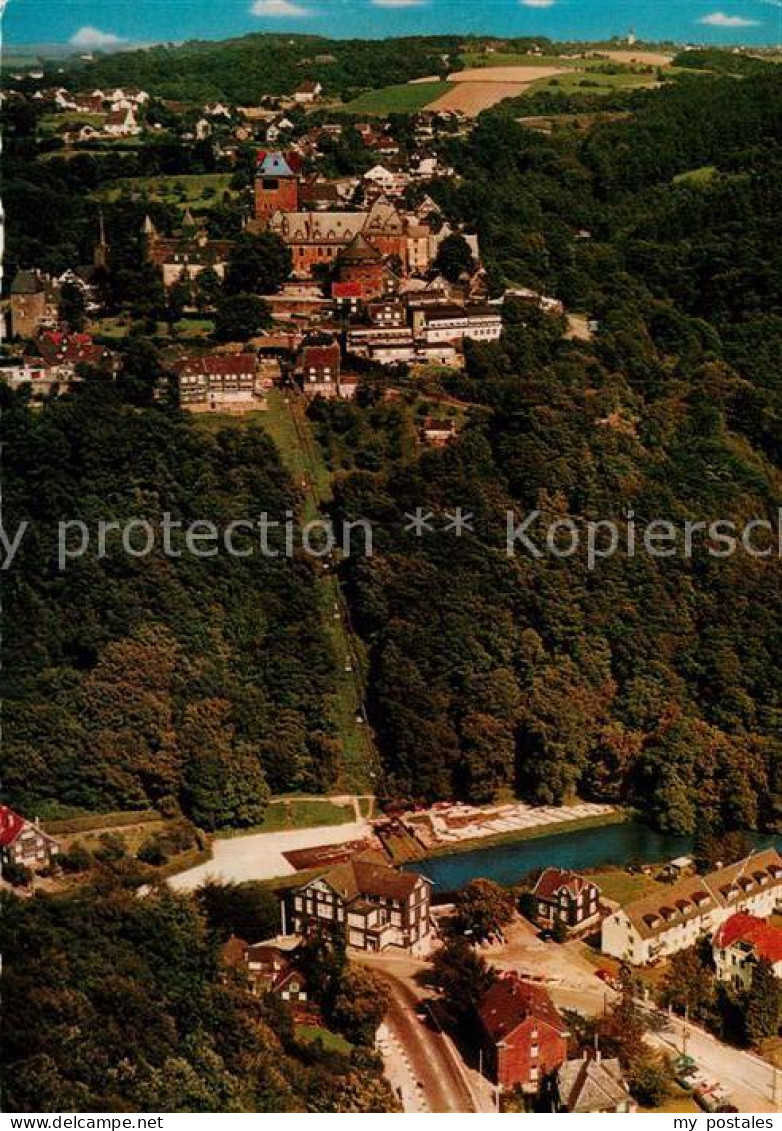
[295,1025,353,1054]
[342,80,453,116]
[94,173,235,209]
[527,70,660,96]
[584,868,666,906]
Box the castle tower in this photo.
[254,151,299,223]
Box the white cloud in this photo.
[370,0,428,7]
[520,0,556,8]
[250,0,311,16]
[69,26,125,48]
[698,10,761,25]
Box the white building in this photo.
[601,849,782,965]
[412,303,503,345]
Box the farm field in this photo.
[428,66,567,115]
[342,80,453,116]
[459,50,671,71]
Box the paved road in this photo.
[645,1008,778,1112]
[373,967,479,1113]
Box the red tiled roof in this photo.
[714,913,782,964]
[332,282,363,299]
[302,343,340,369]
[173,353,256,377]
[479,973,567,1044]
[0,805,26,848]
[533,867,594,901]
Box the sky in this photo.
[4,0,782,48]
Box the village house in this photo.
[293,80,323,104]
[0,805,60,871]
[104,107,141,138]
[363,164,410,197]
[204,101,232,119]
[601,848,782,965]
[0,357,63,398]
[173,352,265,413]
[478,973,569,1093]
[298,340,341,397]
[9,270,60,339]
[221,935,315,1015]
[557,1053,636,1113]
[285,851,432,954]
[421,417,458,447]
[712,912,782,990]
[532,868,602,932]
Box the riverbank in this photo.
[405,817,697,892]
[420,809,630,861]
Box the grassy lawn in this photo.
[295,1024,352,1054]
[91,316,214,340]
[358,796,375,819]
[642,1085,700,1114]
[94,173,234,209]
[216,796,355,838]
[673,165,718,187]
[342,81,453,116]
[584,868,667,906]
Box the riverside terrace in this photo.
[398,800,617,852]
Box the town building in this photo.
[712,912,782,990]
[143,214,234,290]
[557,1053,636,1113]
[0,805,60,871]
[478,972,568,1093]
[10,270,59,339]
[532,868,602,932]
[367,300,407,328]
[335,234,387,301]
[285,851,432,954]
[173,352,266,412]
[411,303,503,345]
[601,849,782,965]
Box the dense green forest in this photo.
[321,65,782,834]
[57,34,463,103]
[1,382,343,822]
[0,884,394,1111]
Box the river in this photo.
[405,820,779,892]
